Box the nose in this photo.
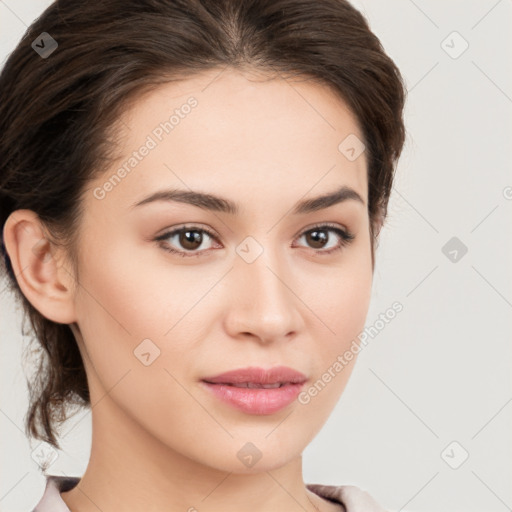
[223,244,304,344]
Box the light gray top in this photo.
[31,475,388,511]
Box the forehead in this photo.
[86,67,368,217]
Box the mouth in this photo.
[199,366,307,415]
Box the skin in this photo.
[4,67,380,512]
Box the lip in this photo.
[202,365,307,385]
[200,365,307,415]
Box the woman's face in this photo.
[69,67,373,472]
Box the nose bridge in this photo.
[240,236,290,305]
[229,233,301,339]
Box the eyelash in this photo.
[154,222,355,258]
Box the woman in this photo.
[0,0,406,510]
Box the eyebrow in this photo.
[130,185,365,215]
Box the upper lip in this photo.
[202,365,307,385]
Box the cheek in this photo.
[75,234,203,338]
[306,237,374,343]
[73,248,200,433]
[293,270,372,428]
[299,239,373,398]
[329,265,373,342]
[73,237,219,400]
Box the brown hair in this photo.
[0,0,407,450]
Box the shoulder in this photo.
[31,475,80,512]
[307,482,390,512]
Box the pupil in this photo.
[308,230,327,249]
[181,230,202,250]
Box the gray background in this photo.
[1,1,511,511]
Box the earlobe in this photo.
[3,209,77,324]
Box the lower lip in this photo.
[200,381,306,414]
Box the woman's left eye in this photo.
[154,223,355,258]
[294,223,355,255]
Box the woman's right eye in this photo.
[153,225,219,258]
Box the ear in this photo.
[2,209,78,324]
